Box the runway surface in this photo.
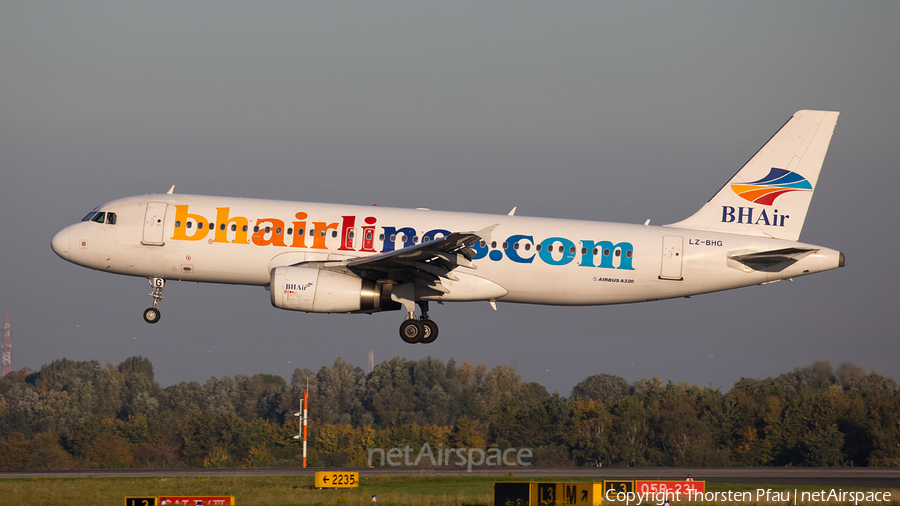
[2,467,899,487]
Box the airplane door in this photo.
[142,202,168,245]
[342,227,357,250]
[659,235,683,280]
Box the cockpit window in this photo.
[90,212,106,223]
[106,212,117,225]
[82,212,97,222]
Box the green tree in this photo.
[318,358,366,425]
[571,373,630,406]
[566,399,613,467]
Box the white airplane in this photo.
[52,110,843,344]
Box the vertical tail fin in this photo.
[665,110,839,241]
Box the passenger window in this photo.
[626,251,633,258]
[502,242,508,249]
[321,230,326,237]
[254,226,259,232]
[82,212,97,222]
[423,236,430,242]
[593,248,598,255]
[348,231,355,239]
[231,224,237,232]
[287,228,292,235]
[614,249,621,257]
[536,244,542,252]
[524,243,530,251]
[491,241,497,248]
[265,226,271,233]
[569,246,576,254]
[175,220,182,228]
[242,225,248,232]
[275,227,282,234]
[198,222,203,229]
[390,234,396,242]
[479,241,486,248]
[581,247,586,254]
[413,236,419,243]
[310,229,314,236]
[90,212,106,223]
[220,223,226,231]
[603,249,610,256]
[367,232,373,241]
[331,230,338,238]
[187,221,193,229]
[547,245,553,253]
[514,243,519,250]
[106,213,117,225]
[379,234,385,241]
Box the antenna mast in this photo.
[293,377,310,468]
[1,311,11,377]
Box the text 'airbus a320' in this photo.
[52,110,844,344]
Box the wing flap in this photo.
[343,224,498,283]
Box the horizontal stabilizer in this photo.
[728,247,818,268]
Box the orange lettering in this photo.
[252,219,287,246]
[171,205,210,241]
[311,222,339,249]
[291,212,308,248]
[214,207,250,244]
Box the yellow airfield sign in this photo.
[315,471,359,488]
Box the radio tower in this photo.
[1,311,11,377]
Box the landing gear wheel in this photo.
[420,320,438,344]
[143,307,161,324]
[399,319,424,344]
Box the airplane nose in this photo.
[51,228,69,259]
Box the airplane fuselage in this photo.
[52,194,843,307]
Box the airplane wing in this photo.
[728,247,819,268]
[297,224,498,294]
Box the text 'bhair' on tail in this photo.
[665,110,839,241]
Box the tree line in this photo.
[0,356,897,470]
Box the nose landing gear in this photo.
[398,301,439,344]
[143,277,165,324]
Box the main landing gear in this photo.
[143,277,165,324]
[399,301,438,344]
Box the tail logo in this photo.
[730,168,812,206]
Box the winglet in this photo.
[166,185,175,194]
[473,224,499,243]
[508,207,517,216]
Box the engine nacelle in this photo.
[270,266,397,313]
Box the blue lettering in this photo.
[722,206,735,223]
[380,227,416,252]
[423,229,450,241]
[754,209,770,226]
[471,239,489,260]
[538,237,576,266]
[580,240,634,270]
[504,235,535,264]
[737,207,753,224]
[598,241,634,270]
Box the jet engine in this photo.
[270,265,399,313]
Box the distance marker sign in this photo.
[315,471,359,488]
[125,498,156,506]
